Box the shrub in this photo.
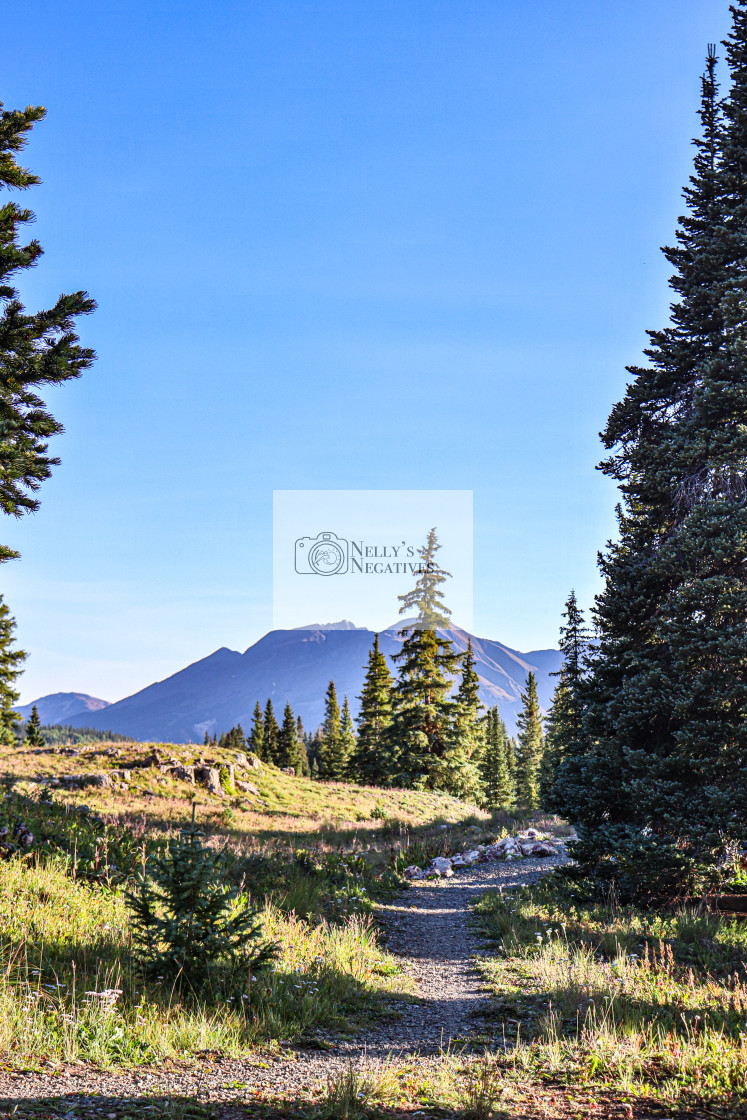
[126,818,276,997]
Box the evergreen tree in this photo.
[277,702,306,773]
[351,634,394,784]
[317,680,344,779]
[541,591,590,809]
[561,23,747,895]
[296,716,311,776]
[0,596,25,745]
[339,696,357,779]
[437,638,483,798]
[125,816,275,994]
[0,103,96,562]
[25,704,44,748]
[515,672,543,809]
[262,699,279,766]
[480,707,514,810]
[307,730,323,779]
[248,701,265,760]
[397,526,452,628]
[388,527,461,789]
[388,628,460,789]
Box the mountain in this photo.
[62,625,561,744]
[16,692,110,725]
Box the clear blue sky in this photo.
[2,0,731,703]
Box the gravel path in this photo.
[0,849,567,1113]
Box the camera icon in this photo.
[295,531,349,576]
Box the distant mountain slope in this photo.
[16,692,110,725]
[65,626,561,744]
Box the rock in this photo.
[526,841,557,857]
[403,865,424,879]
[281,766,296,776]
[194,766,223,796]
[234,752,248,768]
[235,780,260,796]
[246,754,262,770]
[430,857,453,874]
[163,764,195,784]
[60,773,112,790]
[113,769,132,783]
[442,867,454,878]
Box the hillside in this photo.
[53,624,560,743]
[3,736,487,844]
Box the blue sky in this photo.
[2,0,731,703]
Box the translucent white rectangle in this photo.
[272,490,473,632]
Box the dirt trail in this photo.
[0,851,567,1112]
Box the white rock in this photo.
[403,865,424,879]
[430,856,453,874]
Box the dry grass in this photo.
[0,738,486,848]
[471,880,747,1117]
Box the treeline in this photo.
[208,637,548,809]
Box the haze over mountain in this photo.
[35,624,561,744]
[16,693,110,725]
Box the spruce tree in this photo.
[25,704,44,748]
[437,638,483,799]
[564,22,747,895]
[541,591,589,810]
[515,672,543,809]
[388,628,460,789]
[296,716,311,776]
[277,702,303,772]
[0,103,96,562]
[388,528,461,789]
[351,634,394,784]
[0,596,25,745]
[397,526,452,628]
[317,680,344,779]
[481,707,514,810]
[262,699,280,766]
[248,701,265,760]
[339,696,357,780]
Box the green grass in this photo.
[0,856,409,1069]
[470,878,747,1117]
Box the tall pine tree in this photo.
[0,103,96,563]
[278,702,305,773]
[351,634,394,784]
[340,696,357,779]
[542,591,589,810]
[480,707,514,810]
[515,672,543,809]
[437,638,483,799]
[564,21,747,896]
[248,701,265,760]
[317,680,344,779]
[0,596,25,745]
[262,699,280,766]
[388,527,461,789]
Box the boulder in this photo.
[246,754,262,770]
[281,766,296,776]
[164,765,194,784]
[430,856,453,874]
[60,773,112,790]
[403,865,424,879]
[194,766,223,796]
[236,780,260,796]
